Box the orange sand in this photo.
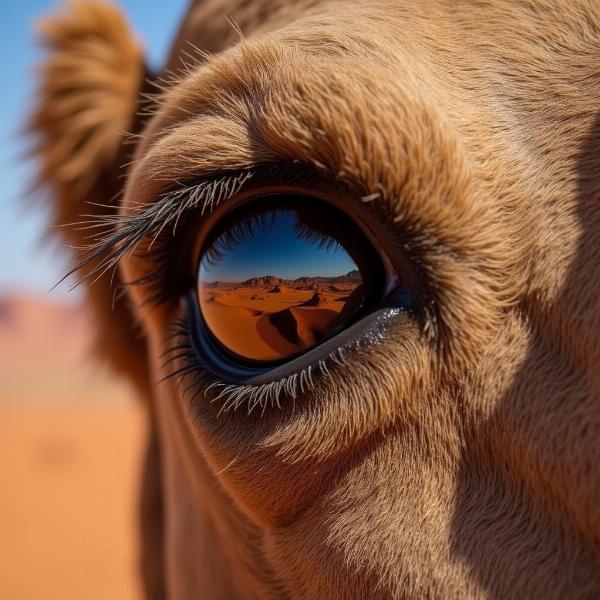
[0,402,144,600]
[200,284,356,361]
[0,295,143,600]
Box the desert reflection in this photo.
[198,202,367,363]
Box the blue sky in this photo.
[200,211,356,283]
[0,0,187,299]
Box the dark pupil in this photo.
[197,196,383,365]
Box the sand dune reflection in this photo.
[199,274,363,362]
[196,197,381,363]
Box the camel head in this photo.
[30,1,600,598]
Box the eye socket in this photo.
[196,195,387,367]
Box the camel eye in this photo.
[196,196,386,366]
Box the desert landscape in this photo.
[199,270,364,361]
[0,294,143,600]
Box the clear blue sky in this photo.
[200,211,356,283]
[0,0,188,299]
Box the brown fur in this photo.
[30,1,600,598]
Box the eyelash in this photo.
[68,169,255,300]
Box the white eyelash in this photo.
[210,362,316,415]
[167,169,254,229]
[184,309,399,415]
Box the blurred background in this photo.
[1,2,187,598]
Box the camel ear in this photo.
[29,0,150,389]
[31,0,146,202]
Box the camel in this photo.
[29,1,600,598]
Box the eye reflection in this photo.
[197,196,385,365]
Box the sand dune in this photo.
[199,282,359,361]
[299,291,324,307]
[221,305,263,317]
[266,306,335,347]
[201,301,281,360]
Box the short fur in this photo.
[30,1,600,598]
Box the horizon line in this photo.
[201,269,359,284]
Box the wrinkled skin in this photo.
[31,1,600,598]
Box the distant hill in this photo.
[0,293,132,403]
[240,275,283,288]
[204,270,361,289]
